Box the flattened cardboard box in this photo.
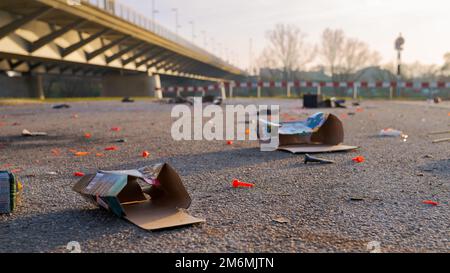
[73,163,205,230]
[261,112,358,153]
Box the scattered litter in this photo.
[261,112,358,153]
[304,154,335,164]
[432,138,450,144]
[232,179,254,188]
[104,146,118,151]
[227,140,233,145]
[11,169,21,174]
[422,200,439,206]
[350,197,364,201]
[356,107,364,113]
[272,217,290,224]
[352,156,365,163]
[416,173,424,177]
[379,128,408,141]
[12,122,20,126]
[53,104,71,109]
[423,155,433,159]
[142,151,150,158]
[22,129,47,137]
[347,112,356,116]
[46,171,57,175]
[74,152,90,156]
[95,153,104,157]
[114,138,127,143]
[111,127,121,132]
[74,172,85,177]
[51,149,61,156]
[72,163,205,230]
[339,113,349,120]
[167,96,194,105]
[303,95,346,108]
[0,171,22,214]
[84,133,92,139]
[71,114,79,119]
[122,97,135,103]
[433,97,442,104]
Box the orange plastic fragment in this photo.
[74,152,90,156]
[422,200,439,206]
[142,151,150,158]
[232,179,255,188]
[74,172,85,177]
[111,127,121,132]
[84,133,92,139]
[352,156,365,163]
[104,146,118,151]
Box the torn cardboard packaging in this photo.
[260,112,358,153]
[73,163,205,230]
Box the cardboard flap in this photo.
[74,173,128,197]
[73,163,203,230]
[146,163,192,209]
[278,144,358,154]
[123,202,205,231]
[117,176,147,204]
[278,113,344,146]
[311,114,344,145]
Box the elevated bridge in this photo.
[0,0,245,98]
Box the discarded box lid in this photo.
[261,112,358,153]
[72,163,205,230]
[0,171,21,214]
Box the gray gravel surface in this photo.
[0,99,449,253]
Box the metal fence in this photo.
[162,81,450,99]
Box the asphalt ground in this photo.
[0,98,448,253]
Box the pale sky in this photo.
[121,0,450,70]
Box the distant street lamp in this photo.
[152,0,158,22]
[188,20,196,42]
[395,33,405,78]
[201,30,207,48]
[395,33,405,97]
[171,8,181,35]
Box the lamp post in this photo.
[395,33,405,97]
[201,30,207,48]
[152,0,158,22]
[171,8,180,35]
[188,20,196,42]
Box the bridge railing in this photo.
[78,0,239,71]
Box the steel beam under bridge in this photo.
[0,0,246,82]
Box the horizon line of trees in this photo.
[256,24,450,82]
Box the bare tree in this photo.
[319,28,345,79]
[402,62,439,81]
[441,52,450,77]
[257,24,316,81]
[319,28,381,81]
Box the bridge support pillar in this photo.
[34,74,45,100]
[0,73,46,99]
[220,82,227,100]
[153,74,163,99]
